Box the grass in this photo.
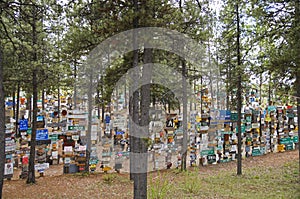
[147,160,300,199]
[148,171,175,199]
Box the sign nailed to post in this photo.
[19,119,28,131]
[34,163,49,170]
[36,129,49,141]
[68,125,85,131]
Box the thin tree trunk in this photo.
[85,72,93,172]
[181,59,187,171]
[134,47,153,199]
[74,62,77,109]
[13,90,16,119]
[42,89,45,111]
[130,0,139,182]
[15,82,20,137]
[27,4,38,184]
[236,2,242,176]
[57,86,60,120]
[0,42,6,198]
[27,69,38,184]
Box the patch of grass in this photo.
[179,170,202,195]
[72,171,91,177]
[103,173,117,185]
[148,171,175,199]
[161,160,299,199]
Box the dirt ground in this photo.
[2,150,299,199]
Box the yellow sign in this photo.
[265,114,271,122]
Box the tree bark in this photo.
[15,82,20,137]
[133,47,153,199]
[181,59,187,171]
[27,4,38,184]
[130,0,139,182]
[236,2,242,176]
[27,69,37,184]
[0,42,6,198]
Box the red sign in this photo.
[22,156,29,165]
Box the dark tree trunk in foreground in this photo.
[236,2,242,176]
[27,69,38,184]
[181,59,187,171]
[130,0,139,182]
[0,43,6,198]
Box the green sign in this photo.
[89,159,99,165]
[246,116,251,123]
[50,134,58,141]
[230,113,238,121]
[285,143,293,151]
[252,148,261,156]
[293,136,299,143]
[220,159,231,163]
[200,148,215,156]
[27,128,32,135]
[68,125,85,131]
[236,125,246,133]
[280,137,292,145]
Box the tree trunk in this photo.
[0,42,6,198]
[236,2,242,176]
[27,4,38,184]
[85,72,93,172]
[133,47,153,199]
[297,73,300,182]
[27,69,38,184]
[73,62,77,109]
[293,0,300,182]
[130,0,139,182]
[41,89,45,111]
[15,82,20,137]
[57,86,60,121]
[13,90,16,119]
[181,59,187,171]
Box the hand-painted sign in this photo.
[36,129,49,141]
[19,119,28,131]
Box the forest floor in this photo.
[2,150,300,199]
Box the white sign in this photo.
[4,163,13,175]
[34,163,49,170]
[92,125,98,132]
[80,130,86,136]
[64,146,73,152]
[79,145,86,151]
[52,151,58,159]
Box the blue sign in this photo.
[268,106,276,112]
[37,115,44,122]
[219,110,231,124]
[36,129,49,141]
[19,119,28,131]
[105,115,110,124]
[116,131,124,135]
[5,101,14,106]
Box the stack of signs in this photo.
[35,145,48,174]
[113,115,127,131]
[91,124,98,141]
[101,137,113,166]
[5,127,16,179]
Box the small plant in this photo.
[180,171,202,195]
[103,173,116,185]
[148,171,174,199]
